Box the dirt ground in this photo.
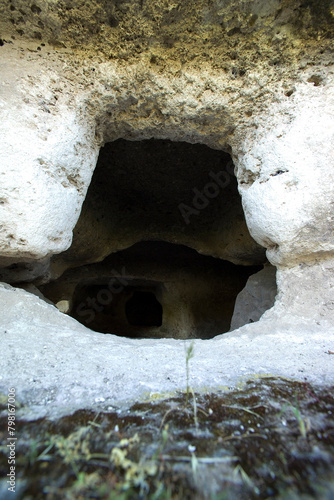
[1,376,333,499]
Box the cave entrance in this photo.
[42,138,273,339]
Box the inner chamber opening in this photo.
[42,139,271,339]
[125,291,163,327]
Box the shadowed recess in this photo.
[42,139,270,339]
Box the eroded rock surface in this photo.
[230,264,277,330]
[0,282,333,420]
[1,0,334,268]
[0,0,333,420]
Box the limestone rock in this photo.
[0,0,333,422]
[17,283,54,305]
[0,51,98,263]
[263,258,334,326]
[230,264,277,330]
[0,282,332,420]
[237,88,334,266]
[0,37,333,270]
[55,299,71,314]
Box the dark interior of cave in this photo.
[125,291,163,327]
[45,240,263,339]
[41,139,268,339]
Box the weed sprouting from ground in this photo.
[185,341,195,407]
[279,395,310,438]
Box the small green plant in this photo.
[279,396,310,438]
[153,424,169,460]
[70,471,101,496]
[184,341,199,433]
[190,387,199,434]
[233,464,260,495]
[185,341,195,406]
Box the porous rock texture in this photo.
[230,264,277,330]
[0,280,333,420]
[0,0,333,417]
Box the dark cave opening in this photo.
[125,291,163,327]
[46,240,264,339]
[40,138,271,339]
[56,138,266,270]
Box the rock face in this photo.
[0,52,98,265]
[0,0,333,415]
[1,0,334,269]
[230,264,277,330]
[0,282,333,420]
[238,95,334,267]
